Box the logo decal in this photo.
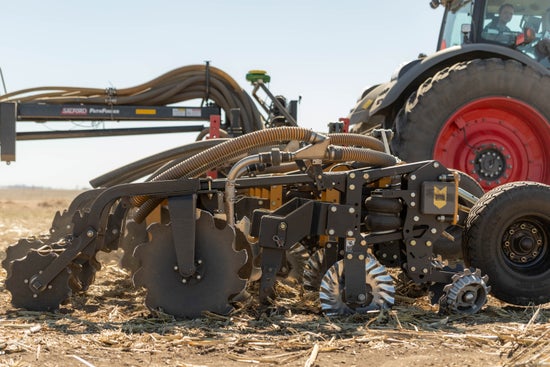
[433,186,447,209]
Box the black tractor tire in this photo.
[391,58,550,191]
[464,182,550,305]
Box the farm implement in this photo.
[2,126,550,317]
[1,65,550,318]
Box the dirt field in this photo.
[0,187,549,367]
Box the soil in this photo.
[0,188,549,367]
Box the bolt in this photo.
[393,254,398,259]
[328,229,335,236]
[423,268,428,274]
[87,230,95,238]
[433,162,440,168]
[279,222,287,230]
[532,228,538,234]
[196,275,202,281]
[426,241,432,247]
[347,230,354,237]
[349,207,356,214]
[349,184,356,190]
[411,266,416,272]
[272,201,277,206]
[24,279,29,284]
[410,175,417,181]
[382,253,388,258]
[197,259,203,265]
[411,201,416,207]
[182,278,187,284]
[430,228,437,234]
[520,224,526,230]
[326,242,332,248]
[358,254,365,261]
[112,228,119,235]
[410,240,417,246]
[509,229,515,235]
[411,192,416,198]
[361,240,367,246]
[258,200,264,205]
[463,292,475,303]
[358,293,366,302]
[317,175,323,180]
[33,294,38,298]
[48,285,52,290]
[347,254,353,260]
[363,173,370,180]
[174,266,179,271]
[413,216,420,222]
[331,206,337,212]
[349,173,356,179]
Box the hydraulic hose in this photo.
[132,127,327,222]
[89,139,229,188]
[327,133,385,152]
[0,65,263,133]
[326,145,397,167]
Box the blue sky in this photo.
[0,1,442,189]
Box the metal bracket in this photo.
[168,195,197,277]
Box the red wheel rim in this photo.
[433,97,550,190]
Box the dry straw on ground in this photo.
[0,188,549,366]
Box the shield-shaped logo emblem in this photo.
[434,186,447,209]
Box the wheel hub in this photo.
[441,268,490,314]
[503,221,544,265]
[433,97,550,190]
[473,146,506,181]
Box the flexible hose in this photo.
[0,65,263,133]
[132,127,327,222]
[89,139,229,188]
[327,146,397,167]
[327,133,385,152]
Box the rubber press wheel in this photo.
[464,182,550,305]
[391,58,550,191]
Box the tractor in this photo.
[348,0,550,191]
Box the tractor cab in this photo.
[435,0,550,65]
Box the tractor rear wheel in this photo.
[391,58,550,191]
